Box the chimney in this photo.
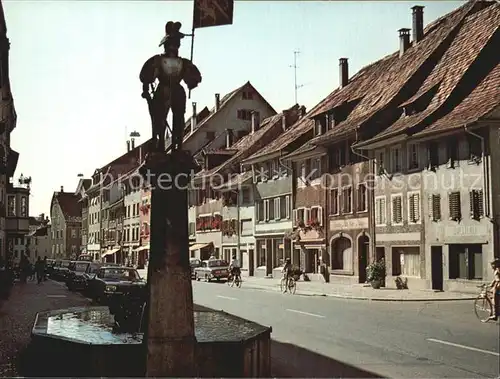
[226,129,234,148]
[215,93,220,112]
[126,140,131,152]
[191,102,197,133]
[131,138,135,150]
[412,6,424,43]
[281,110,288,131]
[299,105,307,118]
[399,28,411,57]
[339,58,349,88]
[251,111,260,134]
[60,186,64,193]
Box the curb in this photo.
[241,282,477,302]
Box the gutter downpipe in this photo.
[278,153,298,267]
[351,139,377,264]
[230,188,241,271]
[464,125,491,219]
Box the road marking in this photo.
[47,295,67,298]
[216,295,238,300]
[286,309,325,318]
[427,338,499,357]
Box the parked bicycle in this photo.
[280,274,296,294]
[227,272,242,288]
[474,284,496,322]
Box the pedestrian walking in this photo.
[35,257,45,284]
[19,254,30,283]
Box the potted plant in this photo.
[366,258,386,289]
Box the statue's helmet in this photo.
[159,21,185,47]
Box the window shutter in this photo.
[449,192,461,221]
[305,208,311,224]
[432,194,441,221]
[285,196,290,219]
[292,209,297,227]
[256,202,260,221]
[392,196,402,223]
[470,189,484,220]
[375,199,381,225]
[409,194,420,223]
[318,206,323,226]
[264,200,269,221]
[274,198,280,220]
[428,195,433,221]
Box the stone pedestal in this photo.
[140,151,198,377]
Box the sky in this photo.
[4,0,463,217]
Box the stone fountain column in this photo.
[140,151,197,377]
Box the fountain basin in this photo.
[28,305,271,377]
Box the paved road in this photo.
[192,280,499,378]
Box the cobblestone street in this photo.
[0,280,88,376]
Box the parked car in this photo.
[66,261,92,291]
[86,266,145,304]
[81,262,102,295]
[190,258,202,279]
[52,260,72,281]
[194,259,229,282]
[45,259,56,277]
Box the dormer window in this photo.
[314,117,327,137]
[237,109,252,121]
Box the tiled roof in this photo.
[371,3,500,140]
[168,81,277,151]
[197,105,302,179]
[54,192,81,220]
[310,0,482,146]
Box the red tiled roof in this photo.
[311,0,482,146]
[198,105,302,179]
[53,192,81,220]
[371,3,500,140]
[170,81,277,150]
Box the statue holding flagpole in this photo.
[139,21,202,153]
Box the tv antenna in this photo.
[289,50,304,104]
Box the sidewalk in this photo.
[241,276,477,301]
[0,280,88,376]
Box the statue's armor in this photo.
[158,56,184,81]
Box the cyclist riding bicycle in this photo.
[229,255,241,280]
[282,258,293,291]
[484,258,500,322]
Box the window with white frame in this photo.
[408,143,419,170]
[375,197,386,226]
[408,192,420,223]
[279,196,287,219]
[310,206,323,226]
[274,198,280,220]
[428,194,441,222]
[391,147,402,172]
[285,195,290,219]
[296,208,305,225]
[391,195,403,224]
[357,184,367,212]
[375,150,385,175]
[330,188,339,215]
[341,187,352,214]
[310,157,321,180]
[7,195,15,217]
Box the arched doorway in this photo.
[331,237,352,271]
[358,234,370,283]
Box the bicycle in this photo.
[280,274,296,295]
[474,284,496,322]
[227,272,242,288]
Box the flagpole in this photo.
[188,24,195,99]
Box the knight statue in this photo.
[139,21,202,153]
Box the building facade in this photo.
[50,186,81,258]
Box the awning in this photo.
[189,243,211,251]
[101,248,120,258]
[134,244,150,252]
